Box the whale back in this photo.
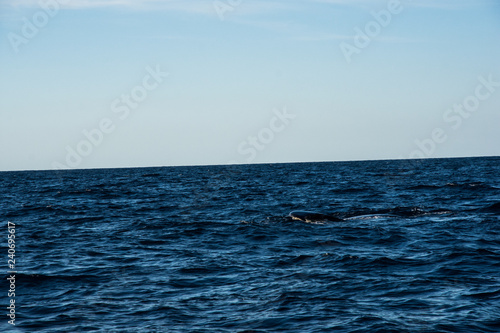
[289,211,342,222]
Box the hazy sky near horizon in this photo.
[1,0,500,171]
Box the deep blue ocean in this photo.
[1,157,500,332]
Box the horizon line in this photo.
[1,154,498,173]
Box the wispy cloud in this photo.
[3,0,213,13]
[3,0,497,11]
[293,33,419,44]
[1,0,297,16]
[312,0,497,10]
[293,33,352,42]
[230,18,298,33]
[408,0,498,10]
[370,35,421,43]
[311,0,382,9]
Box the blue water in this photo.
[1,157,500,332]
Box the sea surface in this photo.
[1,157,500,333]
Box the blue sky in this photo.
[1,0,499,171]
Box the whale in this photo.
[288,211,343,223]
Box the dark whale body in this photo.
[288,211,343,222]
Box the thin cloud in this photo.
[371,35,421,43]
[313,0,497,10]
[293,33,352,42]
[293,33,419,44]
[311,0,389,10]
[231,18,298,33]
[4,0,212,13]
[4,0,497,11]
[1,0,296,16]
[407,0,497,10]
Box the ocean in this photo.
[1,157,500,332]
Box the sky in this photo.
[1,0,499,171]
